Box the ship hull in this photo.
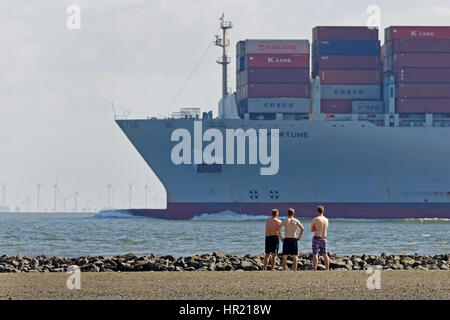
[115,118,450,219]
[105,202,450,219]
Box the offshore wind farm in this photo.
[0,180,158,213]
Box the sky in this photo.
[1,0,450,211]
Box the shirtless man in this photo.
[264,209,282,271]
[279,208,304,271]
[311,205,329,271]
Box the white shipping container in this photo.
[247,98,311,113]
[352,100,384,114]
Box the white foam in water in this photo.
[403,218,450,223]
[191,210,268,221]
[91,210,156,220]
[330,218,391,222]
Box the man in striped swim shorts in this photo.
[311,205,329,271]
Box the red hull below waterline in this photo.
[99,202,450,220]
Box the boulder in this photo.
[30,258,40,270]
[143,262,156,271]
[317,264,326,271]
[188,260,200,269]
[208,263,216,271]
[213,252,227,260]
[120,253,137,261]
[372,258,386,266]
[303,263,313,270]
[76,257,89,266]
[352,257,363,265]
[81,263,99,272]
[329,259,347,269]
[240,260,254,270]
[136,259,148,266]
[400,257,415,266]
[215,262,225,271]
[164,255,176,262]
[224,264,234,271]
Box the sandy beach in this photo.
[0,270,448,300]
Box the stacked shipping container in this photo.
[312,26,383,115]
[384,26,450,114]
[236,39,311,118]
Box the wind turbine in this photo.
[85,198,93,212]
[111,187,115,208]
[74,191,80,212]
[107,183,113,208]
[62,195,70,213]
[127,181,135,209]
[144,183,149,208]
[53,182,59,212]
[26,196,31,212]
[98,195,105,210]
[36,183,43,213]
[1,181,7,209]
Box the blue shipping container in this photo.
[315,40,381,55]
[237,57,245,71]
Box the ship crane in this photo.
[215,13,232,98]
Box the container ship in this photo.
[112,18,450,219]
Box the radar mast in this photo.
[215,14,232,97]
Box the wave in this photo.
[329,218,392,222]
[191,210,268,221]
[332,218,450,223]
[90,210,157,220]
[398,218,450,223]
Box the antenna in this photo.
[36,183,43,213]
[215,13,232,97]
[111,102,117,120]
[127,181,135,209]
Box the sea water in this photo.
[0,211,448,257]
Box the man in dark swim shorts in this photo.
[264,209,282,271]
[280,208,304,271]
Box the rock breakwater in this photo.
[0,252,448,273]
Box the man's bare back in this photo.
[266,218,282,236]
[312,215,328,237]
[281,218,303,239]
